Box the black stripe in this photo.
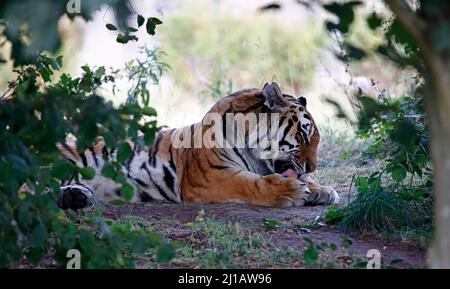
[139,192,153,202]
[142,163,175,202]
[222,111,233,147]
[102,146,109,160]
[125,143,137,171]
[151,133,163,167]
[282,119,293,141]
[232,147,250,170]
[206,157,230,170]
[88,146,98,166]
[216,149,241,167]
[79,153,88,167]
[133,177,149,187]
[61,142,79,160]
[168,145,177,174]
[297,122,310,144]
[279,139,295,149]
[189,124,195,148]
[163,165,176,193]
[237,100,265,114]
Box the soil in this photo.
[102,201,427,268]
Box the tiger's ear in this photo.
[298,96,307,106]
[262,82,284,109]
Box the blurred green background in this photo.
[0,0,413,130]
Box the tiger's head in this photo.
[261,82,319,178]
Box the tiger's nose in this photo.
[305,162,316,173]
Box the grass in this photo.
[340,189,414,232]
[107,215,305,268]
[169,218,302,269]
[312,122,382,190]
[108,213,417,269]
[107,215,369,269]
[159,0,326,95]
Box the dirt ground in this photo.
[102,198,427,268]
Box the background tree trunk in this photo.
[385,0,450,268]
[422,48,450,268]
[427,92,450,268]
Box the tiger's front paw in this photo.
[58,184,94,210]
[322,186,340,205]
[262,174,310,207]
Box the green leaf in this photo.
[323,1,362,34]
[391,165,407,182]
[415,153,427,165]
[156,243,175,263]
[137,15,145,27]
[79,229,95,252]
[116,34,138,44]
[101,164,117,179]
[148,231,165,247]
[324,205,344,223]
[344,43,367,60]
[106,23,118,31]
[355,176,369,193]
[262,218,284,229]
[18,206,33,228]
[391,120,419,148]
[121,183,134,201]
[79,167,96,180]
[94,66,106,79]
[367,12,382,30]
[117,142,133,163]
[31,224,48,248]
[142,107,158,116]
[144,129,156,146]
[51,160,75,180]
[26,247,45,264]
[62,224,77,250]
[146,17,163,36]
[341,237,353,248]
[131,235,149,254]
[303,246,318,265]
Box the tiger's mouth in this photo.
[274,160,301,179]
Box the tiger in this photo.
[56,82,339,210]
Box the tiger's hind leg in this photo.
[56,137,139,210]
[57,184,95,211]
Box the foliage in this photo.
[321,1,433,238]
[341,73,433,235]
[111,216,175,263]
[0,1,172,268]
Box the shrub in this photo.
[334,88,433,238]
[0,3,173,267]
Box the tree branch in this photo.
[384,0,426,47]
[385,0,450,128]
